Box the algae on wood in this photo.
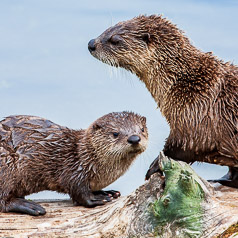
[0,152,237,238]
[152,155,206,237]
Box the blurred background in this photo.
[0,0,237,199]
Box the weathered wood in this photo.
[0,153,238,238]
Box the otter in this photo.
[0,112,148,216]
[88,15,238,187]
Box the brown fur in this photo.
[89,15,238,167]
[0,112,148,213]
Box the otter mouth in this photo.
[129,149,141,154]
[128,145,146,154]
[100,56,136,75]
[88,41,122,68]
[94,52,120,69]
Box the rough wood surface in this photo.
[0,155,238,238]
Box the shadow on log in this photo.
[0,152,238,238]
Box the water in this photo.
[0,0,237,199]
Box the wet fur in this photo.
[90,15,238,167]
[0,112,148,212]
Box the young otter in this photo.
[88,15,238,187]
[0,112,148,216]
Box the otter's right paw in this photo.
[6,198,46,216]
[75,193,113,208]
[145,155,164,180]
[75,198,107,208]
[93,190,121,199]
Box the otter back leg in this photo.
[208,167,238,188]
[93,190,121,199]
[5,198,46,216]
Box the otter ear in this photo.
[142,33,150,44]
[93,123,102,131]
[141,116,147,124]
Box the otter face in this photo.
[88,18,152,77]
[89,111,148,162]
[88,15,183,78]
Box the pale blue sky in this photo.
[0,0,237,198]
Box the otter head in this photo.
[88,15,186,80]
[86,111,148,163]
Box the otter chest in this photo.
[89,160,131,191]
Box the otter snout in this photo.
[88,39,96,52]
[127,135,141,145]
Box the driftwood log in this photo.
[0,153,238,238]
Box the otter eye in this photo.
[141,128,145,132]
[109,35,121,45]
[113,132,119,137]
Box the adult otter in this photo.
[88,15,238,187]
[0,112,148,215]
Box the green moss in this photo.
[151,156,205,237]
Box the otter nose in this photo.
[127,135,141,145]
[88,39,96,52]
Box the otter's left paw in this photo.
[93,190,121,199]
[208,168,238,188]
[6,198,46,216]
[77,196,111,208]
[145,155,164,180]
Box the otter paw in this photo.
[6,198,46,216]
[208,169,238,188]
[208,179,238,188]
[93,190,121,199]
[145,156,164,180]
[74,194,112,208]
[84,197,110,208]
[93,193,112,202]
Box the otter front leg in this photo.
[4,198,46,216]
[208,167,238,188]
[145,155,164,180]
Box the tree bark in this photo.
[0,153,238,238]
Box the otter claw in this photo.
[84,196,112,208]
[208,168,238,188]
[94,193,112,202]
[104,190,121,198]
[145,156,163,180]
[208,179,238,188]
[93,190,121,199]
